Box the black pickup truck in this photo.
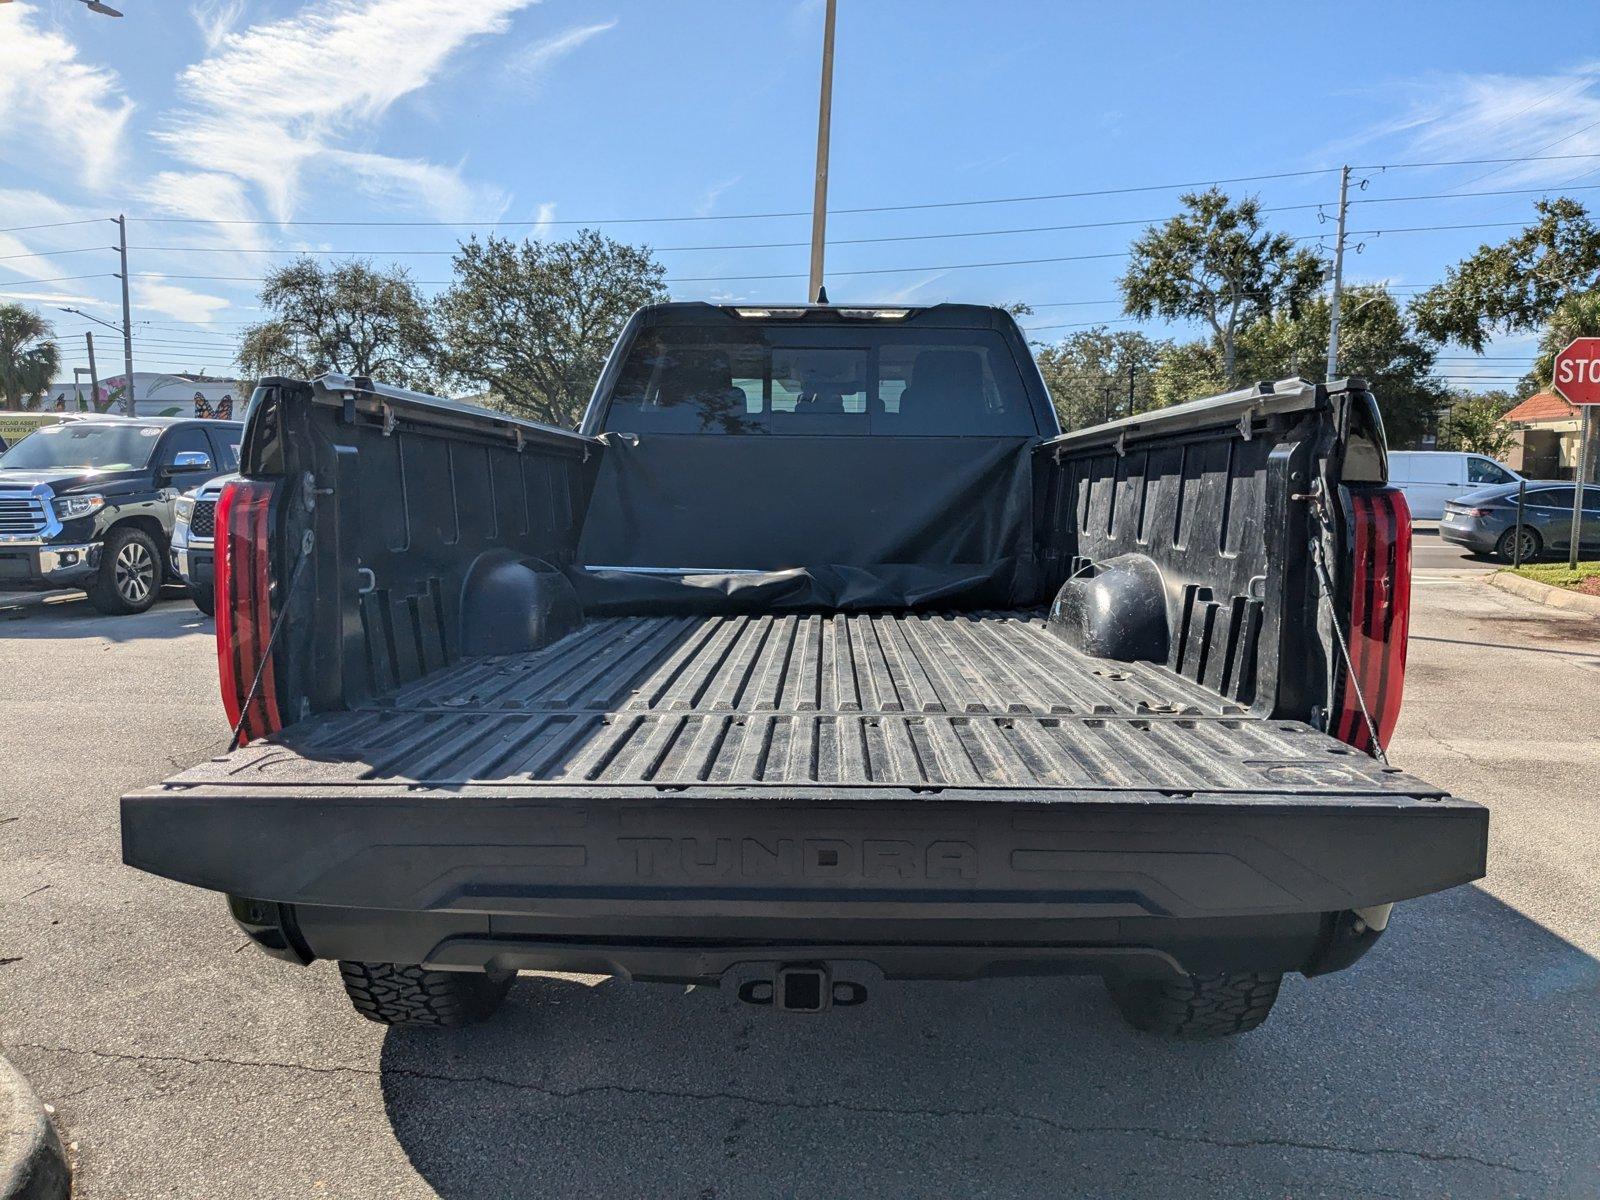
[122,303,1486,1037]
[0,416,241,613]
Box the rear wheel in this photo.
[338,961,514,1028]
[1105,970,1282,1038]
[1495,525,1542,564]
[87,526,162,615]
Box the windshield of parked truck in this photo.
[0,422,158,472]
[604,325,1038,436]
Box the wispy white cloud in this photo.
[0,1,133,190]
[506,19,617,88]
[157,0,542,221]
[190,0,246,52]
[531,202,559,240]
[882,272,950,303]
[132,279,232,324]
[1328,64,1600,189]
[695,176,743,217]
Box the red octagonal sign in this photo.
[1553,337,1600,406]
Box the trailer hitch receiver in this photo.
[735,962,868,1012]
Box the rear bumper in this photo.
[1438,522,1498,552]
[123,784,1487,979]
[0,540,101,586]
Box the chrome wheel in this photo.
[114,539,155,604]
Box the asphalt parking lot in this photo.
[2,553,1597,1199]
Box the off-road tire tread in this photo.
[1105,970,1282,1038]
[338,961,513,1027]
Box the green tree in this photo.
[238,259,438,388]
[1411,199,1600,352]
[1436,392,1518,458]
[0,303,61,411]
[1148,339,1227,410]
[1120,188,1327,387]
[1233,286,1449,447]
[1033,327,1172,430]
[1141,286,1448,447]
[436,230,668,428]
[1521,289,1600,393]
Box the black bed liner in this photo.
[164,611,1436,798]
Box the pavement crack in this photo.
[11,1041,1534,1175]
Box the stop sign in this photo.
[1552,337,1600,405]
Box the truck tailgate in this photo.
[122,612,1487,920]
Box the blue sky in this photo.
[3,0,1600,394]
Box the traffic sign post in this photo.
[1551,338,1600,569]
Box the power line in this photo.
[120,168,1344,230]
[1354,151,1600,171]
[0,218,107,235]
[1352,181,1600,207]
[124,204,1349,260]
[0,246,107,262]
[0,273,117,290]
[110,222,1497,289]
[1445,115,1600,195]
[108,183,1600,263]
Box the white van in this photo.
[1387,451,1522,519]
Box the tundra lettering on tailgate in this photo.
[617,836,979,881]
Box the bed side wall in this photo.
[1035,410,1323,717]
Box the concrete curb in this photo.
[1485,569,1600,616]
[0,1056,69,1200]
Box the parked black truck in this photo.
[0,416,241,614]
[122,303,1486,1037]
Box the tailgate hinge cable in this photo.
[1303,488,1388,765]
[228,529,315,750]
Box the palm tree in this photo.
[0,303,61,411]
[1527,290,1600,394]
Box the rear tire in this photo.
[86,526,162,615]
[338,961,513,1028]
[1496,526,1542,564]
[1105,970,1282,1038]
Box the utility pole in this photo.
[85,332,100,412]
[1325,164,1350,381]
[807,0,837,305]
[1127,361,1136,417]
[114,214,135,415]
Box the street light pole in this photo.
[807,0,837,305]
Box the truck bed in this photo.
[169,610,1427,798]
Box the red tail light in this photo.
[215,479,283,746]
[1334,487,1412,755]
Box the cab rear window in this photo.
[603,326,1038,436]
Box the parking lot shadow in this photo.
[0,595,207,643]
[378,884,1599,1199]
